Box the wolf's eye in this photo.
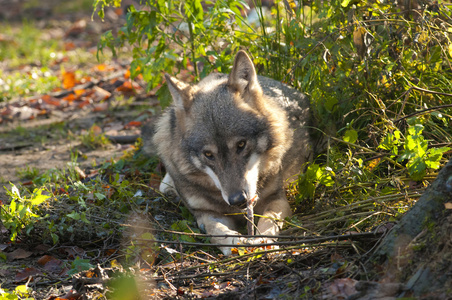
[237,140,246,150]
[204,151,214,159]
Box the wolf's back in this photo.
[256,75,315,181]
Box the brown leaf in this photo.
[42,94,61,106]
[6,248,33,261]
[42,258,64,274]
[37,254,55,266]
[15,267,41,282]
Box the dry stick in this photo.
[395,85,452,123]
[135,231,380,248]
[246,195,258,236]
[329,136,405,169]
[162,241,362,282]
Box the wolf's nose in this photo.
[228,191,247,207]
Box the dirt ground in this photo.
[0,0,149,198]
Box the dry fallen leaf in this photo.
[62,71,77,89]
[15,267,41,282]
[6,248,33,261]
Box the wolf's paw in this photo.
[159,173,179,198]
[218,236,248,256]
[247,237,279,251]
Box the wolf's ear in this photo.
[228,51,262,97]
[165,74,193,111]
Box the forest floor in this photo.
[1,1,451,299]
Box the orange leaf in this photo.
[62,93,77,102]
[93,64,114,72]
[62,71,77,89]
[116,81,134,92]
[64,42,76,51]
[126,120,142,128]
[42,94,61,106]
[124,68,131,79]
[74,89,86,96]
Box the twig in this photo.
[135,231,381,248]
[328,136,405,169]
[394,85,452,123]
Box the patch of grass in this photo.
[0,21,60,68]
[0,67,61,101]
[16,165,40,181]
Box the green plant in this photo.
[297,163,335,202]
[67,257,95,276]
[79,124,111,149]
[16,166,40,181]
[379,124,450,181]
[0,284,34,300]
[0,184,50,241]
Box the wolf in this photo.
[146,51,316,255]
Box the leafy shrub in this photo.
[94,0,452,188]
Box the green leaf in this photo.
[407,157,426,181]
[425,147,450,169]
[80,212,90,224]
[67,212,80,220]
[341,0,351,7]
[30,189,49,205]
[94,192,106,200]
[14,285,30,297]
[343,129,358,144]
[68,257,94,276]
[171,220,197,243]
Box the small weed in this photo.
[79,125,111,149]
[16,165,40,181]
[0,184,50,241]
[67,257,95,276]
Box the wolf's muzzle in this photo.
[228,191,247,207]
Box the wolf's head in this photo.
[161,51,290,207]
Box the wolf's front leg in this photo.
[195,213,246,256]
